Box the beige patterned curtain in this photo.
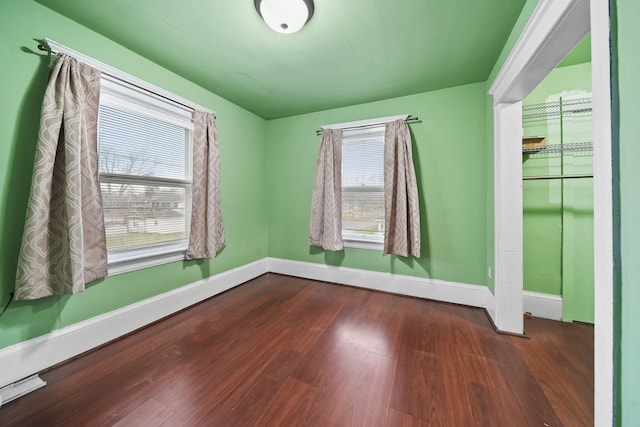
[186,111,226,259]
[309,129,344,251]
[383,119,420,257]
[15,55,107,301]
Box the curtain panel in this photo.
[185,111,226,259]
[383,119,421,257]
[309,128,344,251]
[15,55,107,300]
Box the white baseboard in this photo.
[0,258,268,389]
[523,290,563,321]
[266,257,493,309]
[1,256,557,392]
[485,287,497,327]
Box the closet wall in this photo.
[522,62,593,323]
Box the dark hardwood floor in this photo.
[0,273,593,426]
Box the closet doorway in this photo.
[522,51,594,323]
[488,0,612,424]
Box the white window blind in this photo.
[98,77,194,269]
[342,126,385,246]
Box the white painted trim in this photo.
[342,239,383,251]
[0,259,268,389]
[485,285,496,326]
[321,114,409,130]
[43,38,216,117]
[489,0,590,104]
[523,291,563,321]
[108,251,186,276]
[492,101,524,334]
[590,0,614,424]
[266,257,492,309]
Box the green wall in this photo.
[2,3,635,425]
[2,2,636,424]
[266,83,488,286]
[0,0,268,350]
[521,62,594,323]
[615,0,640,424]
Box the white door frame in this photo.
[488,0,612,424]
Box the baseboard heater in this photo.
[0,375,46,407]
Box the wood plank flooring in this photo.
[0,273,593,426]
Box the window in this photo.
[342,125,385,249]
[98,76,194,273]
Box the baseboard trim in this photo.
[523,290,563,321]
[0,258,268,389]
[266,257,493,309]
[2,257,551,391]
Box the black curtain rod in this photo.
[37,43,52,54]
[315,115,419,135]
[36,41,217,119]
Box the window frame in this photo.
[98,76,195,275]
[341,125,386,251]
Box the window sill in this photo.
[107,243,187,276]
[343,236,383,251]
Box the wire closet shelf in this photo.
[521,96,593,180]
[522,141,593,155]
[522,96,592,122]
[522,96,593,156]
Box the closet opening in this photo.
[521,37,594,324]
[489,0,612,422]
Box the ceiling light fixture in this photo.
[254,0,314,34]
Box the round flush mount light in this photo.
[254,0,314,34]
